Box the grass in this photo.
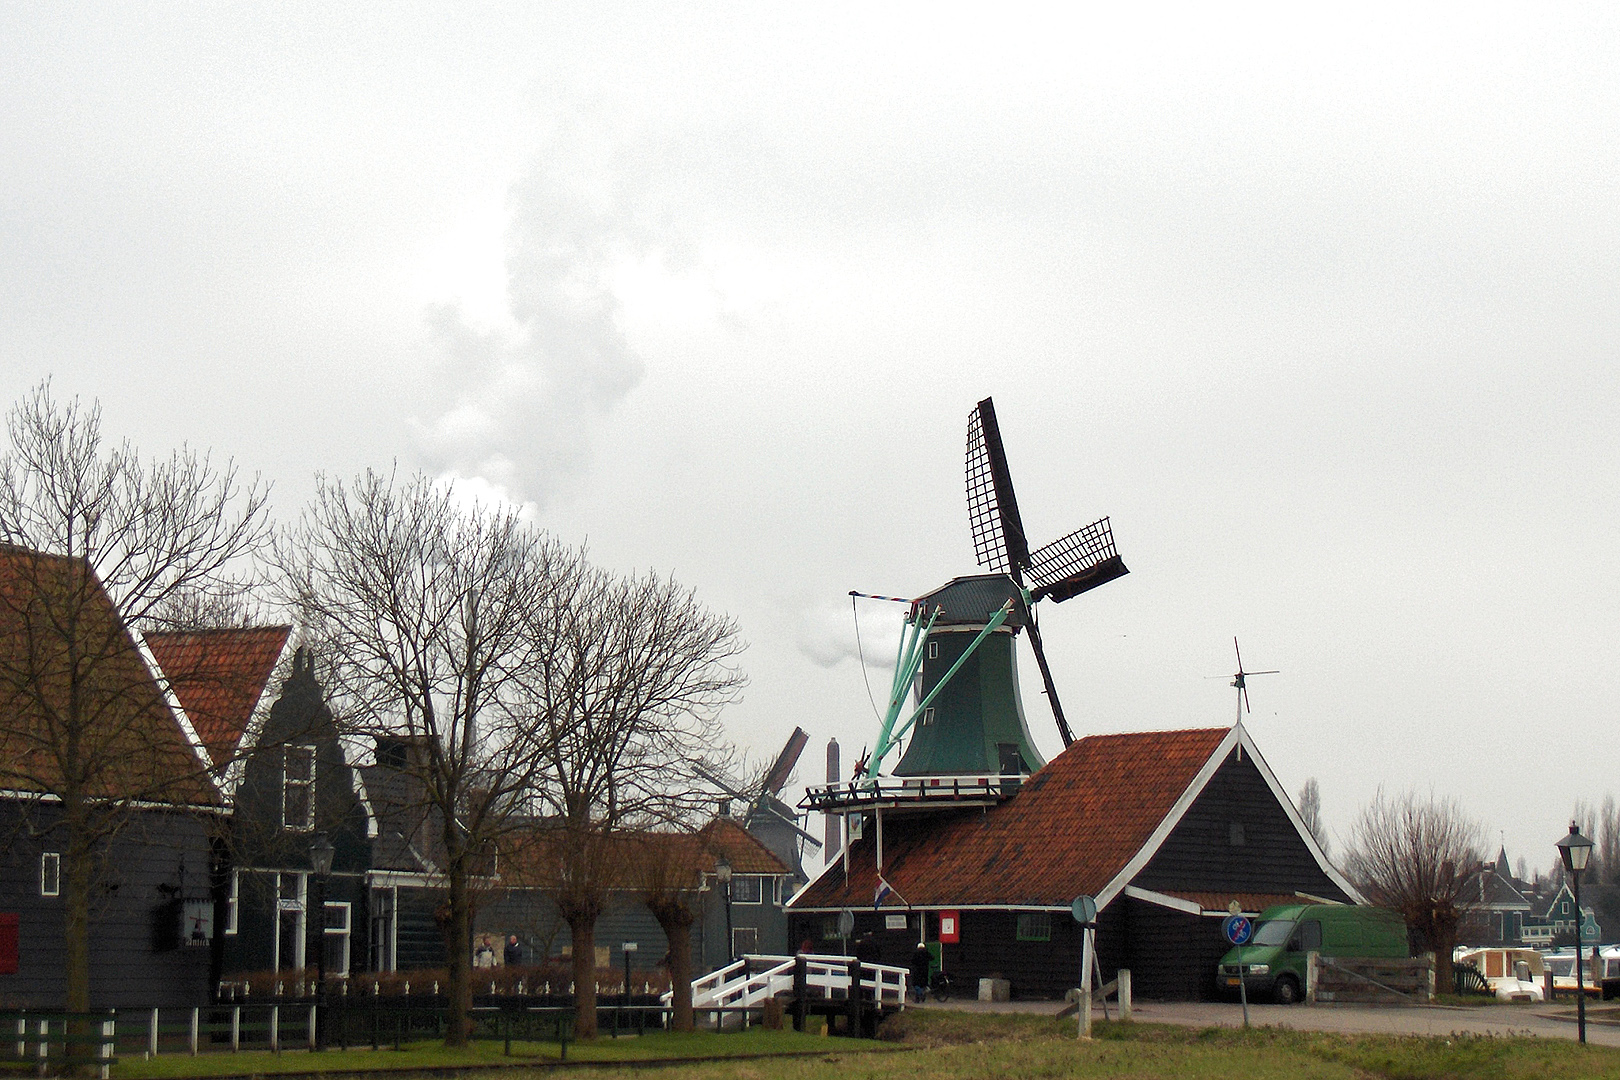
[103,1028,887,1079]
[60,1008,1620,1080]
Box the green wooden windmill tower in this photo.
[864,398,1129,781]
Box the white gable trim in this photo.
[1097,723,1364,911]
[131,627,226,806]
[1121,885,1203,916]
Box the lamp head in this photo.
[1557,821,1594,874]
[309,832,336,875]
[715,855,732,885]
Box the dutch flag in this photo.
[873,876,893,909]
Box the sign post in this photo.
[838,909,855,957]
[1070,896,1097,1040]
[1221,908,1253,1029]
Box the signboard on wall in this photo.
[939,910,960,943]
[884,913,908,931]
[182,899,214,946]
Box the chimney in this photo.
[824,738,840,864]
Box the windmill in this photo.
[1220,637,1278,724]
[964,397,1128,747]
[858,398,1128,782]
[694,727,821,880]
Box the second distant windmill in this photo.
[1221,637,1278,725]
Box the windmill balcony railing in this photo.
[800,773,1027,811]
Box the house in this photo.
[1459,848,1534,947]
[1521,882,1600,947]
[478,817,793,978]
[789,723,1358,1000]
[0,547,227,1007]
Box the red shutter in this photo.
[0,914,18,974]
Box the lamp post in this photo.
[309,832,335,1050]
[1557,822,1594,1045]
[715,856,733,967]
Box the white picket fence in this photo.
[670,953,908,1010]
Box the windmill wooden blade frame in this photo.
[1027,518,1129,603]
[967,397,1030,577]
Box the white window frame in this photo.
[283,745,316,831]
[40,852,60,897]
[225,869,239,935]
[274,872,307,972]
[730,875,764,904]
[927,641,939,660]
[324,901,352,978]
[731,926,758,955]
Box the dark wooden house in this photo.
[788,724,1358,1000]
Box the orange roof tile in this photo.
[501,816,789,892]
[146,626,290,765]
[792,727,1230,910]
[0,546,220,806]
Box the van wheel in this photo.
[1274,975,1302,1005]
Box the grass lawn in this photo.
[106,1027,887,1079]
[85,1009,1620,1080]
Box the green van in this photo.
[1217,904,1408,1004]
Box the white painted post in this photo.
[231,1007,240,1051]
[1079,927,1094,1040]
[37,1019,48,1070]
[16,1014,26,1059]
[1118,969,1132,1021]
[307,1005,316,1050]
[148,1008,158,1058]
[189,1008,199,1055]
[1306,952,1319,1004]
[270,1006,279,1052]
[99,1013,115,1080]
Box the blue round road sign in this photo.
[1222,914,1253,946]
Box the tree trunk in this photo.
[650,902,695,1032]
[568,914,598,1040]
[62,802,93,1078]
[441,872,474,1047]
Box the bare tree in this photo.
[277,469,577,1046]
[1342,788,1485,993]
[0,383,269,1016]
[1297,777,1330,860]
[527,564,744,1039]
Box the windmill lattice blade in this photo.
[966,397,1030,577]
[1027,518,1129,603]
[761,727,810,797]
[1233,637,1244,673]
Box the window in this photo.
[224,870,239,935]
[283,745,315,831]
[369,887,397,972]
[730,876,764,904]
[921,707,935,726]
[1563,901,1571,915]
[732,927,758,955]
[1016,912,1051,941]
[927,641,939,660]
[1228,821,1246,847]
[820,915,842,940]
[1293,920,1322,951]
[324,902,352,977]
[40,852,60,897]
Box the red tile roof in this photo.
[146,626,290,766]
[792,727,1231,910]
[501,816,790,891]
[0,546,220,806]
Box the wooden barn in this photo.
[788,723,1358,1000]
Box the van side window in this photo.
[1296,920,1322,951]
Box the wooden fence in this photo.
[1306,952,1436,1004]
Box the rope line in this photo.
[852,593,883,723]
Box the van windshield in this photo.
[1251,919,1296,947]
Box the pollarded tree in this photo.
[276,469,580,1046]
[1342,788,1485,993]
[526,564,744,1039]
[0,383,270,1015]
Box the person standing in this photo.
[909,942,933,1003]
[504,935,523,967]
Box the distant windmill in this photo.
[694,727,821,879]
[1219,637,1278,724]
[965,397,1129,746]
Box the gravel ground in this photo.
[920,996,1620,1045]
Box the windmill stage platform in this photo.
[801,772,1025,814]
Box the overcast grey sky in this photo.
[3,2,1617,871]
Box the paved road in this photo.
[924,997,1620,1046]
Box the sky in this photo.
[2,2,1618,874]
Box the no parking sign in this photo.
[1221,914,1253,946]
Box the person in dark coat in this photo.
[909,942,933,1003]
[503,935,523,967]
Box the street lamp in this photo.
[309,832,335,1050]
[1557,822,1594,1045]
[715,855,733,966]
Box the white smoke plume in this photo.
[409,117,659,504]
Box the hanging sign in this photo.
[1070,895,1097,926]
[939,910,960,943]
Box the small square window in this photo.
[40,852,60,897]
[732,927,758,955]
[927,641,939,660]
[1228,821,1246,846]
[730,876,763,904]
[1016,911,1051,941]
[922,707,936,726]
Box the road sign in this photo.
[1070,895,1097,925]
[1221,914,1254,946]
[838,909,855,937]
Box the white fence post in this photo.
[17,1014,26,1059]
[231,1006,240,1051]
[98,1013,115,1080]
[307,1005,316,1050]
[270,1006,279,1052]
[148,1008,158,1058]
[1118,970,1132,1021]
[1306,952,1319,1005]
[36,1019,48,1070]
[189,1008,199,1055]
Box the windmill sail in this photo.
[1027,517,1129,603]
[967,398,1030,577]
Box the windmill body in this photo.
[892,574,1045,778]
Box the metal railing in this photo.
[801,774,1025,810]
